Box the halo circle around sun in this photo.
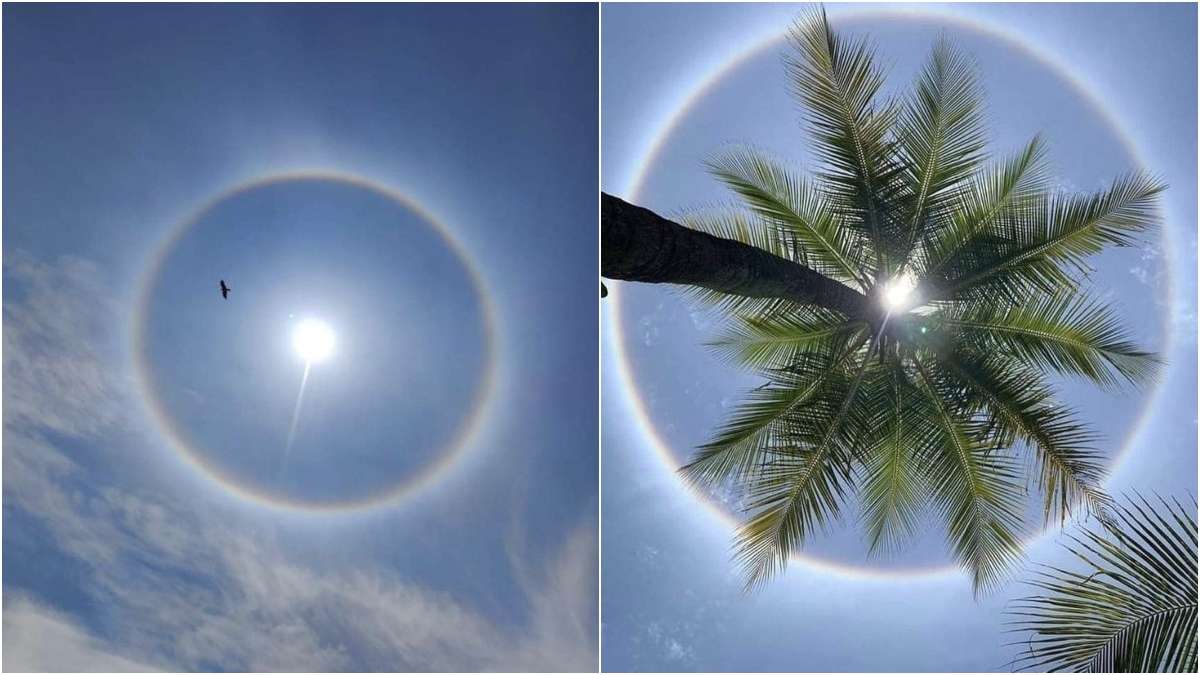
[610,10,1173,580]
[132,171,498,516]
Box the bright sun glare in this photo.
[881,271,918,313]
[293,319,336,363]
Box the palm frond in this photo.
[858,362,933,555]
[1008,495,1198,672]
[934,351,1111,524]
[913,358,1026,594]
[940,294,1160,389]
[681,330,868,488]
[896,36,986,255]
[707,305,865,371]
[733,344,876,589]
[706,147,870,289]
[785,7,903,276]
[940,172,1164,300]
[919,135,1050,279]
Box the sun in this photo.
[881,271,919,314]
[293,318,335,363]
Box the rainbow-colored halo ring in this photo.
[132,170,498,515]
[610,10,1173,580]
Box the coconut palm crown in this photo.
[676,9,1164,593]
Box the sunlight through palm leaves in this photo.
[672,8,1163,593]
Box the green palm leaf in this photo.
[920,135,1050,278]
[934,351,1110,523]
[784,7,904,276]
[708,305,865,371]
[733,345,876,589]
[1007,495,1198,672]
[681,331,868,488]
[913,358,1026,595]
[940,172,1164,299]
[706,147,870,288]
[896,36,986,255]
[941,294,1160,389]
[858,363,933,555]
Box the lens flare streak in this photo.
[281,361,312,477]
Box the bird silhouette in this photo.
[219,279,231,299]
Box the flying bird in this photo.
[219,279,231,299]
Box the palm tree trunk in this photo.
[601,193,869,319]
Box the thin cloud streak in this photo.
[3,253,597,672]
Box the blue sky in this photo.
[4,4,597,671]
[602,3,1196,671]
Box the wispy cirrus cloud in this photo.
[2,598,160,673]
[3,252,597,672]
[3,251,128,438]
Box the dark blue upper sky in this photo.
[4,4,597,671]
[603,3,1196,671]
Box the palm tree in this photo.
[601,9,1163,592]
[1007,495,1197,672]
